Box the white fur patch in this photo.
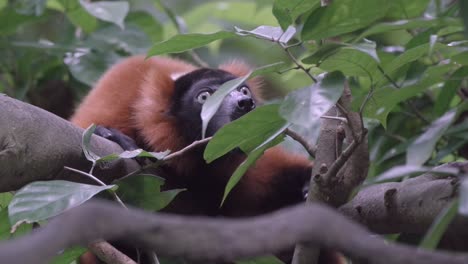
[170,72,189,81]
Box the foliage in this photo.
[1,0,468,263]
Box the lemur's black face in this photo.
[171,68,256,143]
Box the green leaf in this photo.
[272,0,319,30]
[0,192,13,209]
[460,0,468,37]
[222,135,284,205]
[382,43,447,81]
[407,110,456,166]
[8,181,113,226]
[86,24,151,55]
[434,66,468,116]
[58,0,97,33]
[117,174,183,211]
[236,255,285,264]
[301,0,389,40]
[280,71,345,136]
[50,247,87,264]
[126,11,164,43]
[201,74,252,139]
[79,0,129,29]
[317,42,380,78]
[420,199,458,249]
[358,64,453,127]
[0,209,10,240]
[97,149,170,163]
[66,50,121,86]
[82,124,100,162]
[147,31,236,56]
[386,0,430,19]
[355,17,460,40]
[0,7,45,36]
[12,0,47,15]
[235,25,296,44]
[250,62,288,78]
[204,104,288,163]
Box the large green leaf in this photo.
[407,110,456,166]
[117,174,183,211]
[204,104,288,163]
[79,0,129,29]
[420,199,458,249]
[147,31,236,56]
[272,0,319,29]
[301,0,389,40]
[8,181,113,226]
[279,71,345,140]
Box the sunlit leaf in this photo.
[407,110,456,165]
[8,181,113,226]
[80,0,129,29]
[235,25,296,44]
[280,71,345,135]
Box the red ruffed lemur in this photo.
[71,55,341,263]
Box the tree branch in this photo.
[1,200,468,264]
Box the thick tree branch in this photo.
[339,162,468,236]
[1,200,468,264]
[0,96,140,191]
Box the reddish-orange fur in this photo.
[72,56,345,264]
[71,56,312,215]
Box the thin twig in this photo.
[285,129,316,158]
[280,43,318,83]
[63,166,127,209]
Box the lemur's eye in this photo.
[196,91,211,104]
[239,86,251,97]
